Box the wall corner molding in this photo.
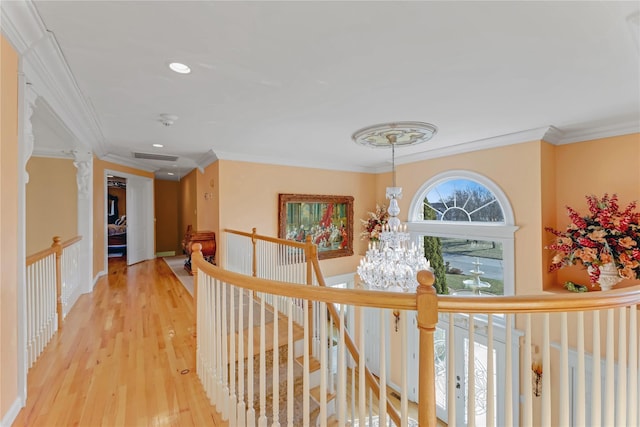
[1,0,106,157]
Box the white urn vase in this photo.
[590,262,623,291]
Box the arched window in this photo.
[407,170,518,296]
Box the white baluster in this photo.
[592,310,602,427]
[287,298,294,427]
[237,289,246,427]
[258,295,267,427]
[358,306,365,426]
[504,314,513,426]
[523,314,532,427]
[448,313,456,427]
[487,314,494,427]
[629,306,637,427]
[604,309,614,426]
[222,282,230,421]
[616,307,627,427]
[303,299,310,427]
[576,312,585,427]
[216,279,223,407]
[559,312,569,426]
[379,309,387,427]
[329,318,334,394]
[319,301,327,427]
[272,291,280,427]
[400,310,409,427]
[468,314,476,427]
[338,305,346,426]
[229,285,237,426]
[247,290,256,427]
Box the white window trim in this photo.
[406,170,519,296]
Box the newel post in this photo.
[52,236,63,331]
[416,269,438,427]
[191,243,203,304]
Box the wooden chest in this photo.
[183,230,216,275]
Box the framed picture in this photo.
[278,193,354,260]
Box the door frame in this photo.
[103,170,154,268]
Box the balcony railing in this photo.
[192,229,640,426]
[25,235,82,368]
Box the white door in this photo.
[125,175,154,265]
[435,316,514,427]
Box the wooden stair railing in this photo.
[224,228,412,425]
[25,235,83,368]
[192,242,437,426]
[308,246,405,427]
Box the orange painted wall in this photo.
[179,169,197,243]
[93,158,153,277]
[549,133,640,288]
[216,160,377,277]
[399,141,546,294]
[154,179,180,254]
[1,33,19,420]
[26,157,78,254]
[196,162,218,233]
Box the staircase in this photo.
[232,304,336,426]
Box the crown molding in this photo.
[0,1,43,54]
[554,120,640,145]
[99,153,158,173]
[195,150,219,173]
[1,0,106,156]
[31,148,75,159]
[214,150,373,173]
[371,126,557,173]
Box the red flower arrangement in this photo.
[360,204,389,241]
[546,193,640,285]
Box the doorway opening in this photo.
[107,175,127,259]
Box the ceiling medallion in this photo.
[351,121,437,149]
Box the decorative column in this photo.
[22,83,37,182]
[73,149,94,294]
[17,77,38,403]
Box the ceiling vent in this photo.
[133,152,179,161]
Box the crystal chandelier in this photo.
[353,122,437,292]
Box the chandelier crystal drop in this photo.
[353,122,437,292]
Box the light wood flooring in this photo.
[13,257,226,427]
[13,256,443,427]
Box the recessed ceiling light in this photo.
[168,62,191,74]
[152,143,164,148]
[167,172,175,176]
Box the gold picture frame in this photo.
[278,193,354,260]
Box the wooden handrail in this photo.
[226,228,309,250]
[438,286,640,314]
[192,249,417,310]
[26,235,82,266]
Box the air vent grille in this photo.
[133,152,179,161]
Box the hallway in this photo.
[13,258,225,426]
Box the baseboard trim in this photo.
[156,251,176,257]
[93,271,105,289]
[1,396,23,427]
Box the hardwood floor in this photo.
[13,257,226,427]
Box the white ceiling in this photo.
[7,1,640,179]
